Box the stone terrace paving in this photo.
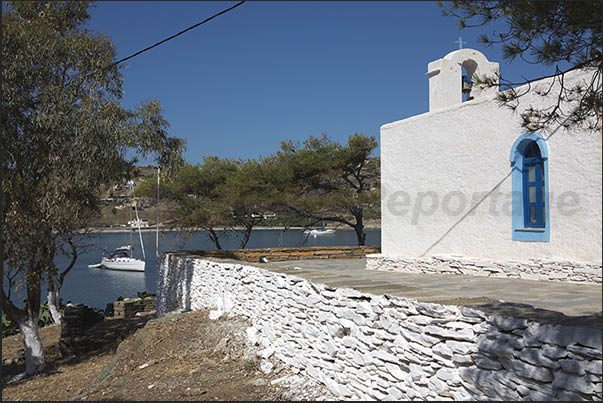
[252,258,603,326]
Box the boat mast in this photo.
[129,181,133,257]
[134,199,146,261]
[156,165,160,259]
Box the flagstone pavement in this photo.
[252,258,603,328]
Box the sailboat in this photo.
[304,221,336,237]
[89,185,146,272]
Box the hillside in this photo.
[88,166,180,229]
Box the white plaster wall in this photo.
[381,68,602,261]
[427,49,499,111]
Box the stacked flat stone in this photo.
[114,296,156,318]
[169,246,380,263]
[366,254,602,285]
[157,254,603,401]
[58,304,104,356]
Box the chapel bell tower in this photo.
[426,49,499,112]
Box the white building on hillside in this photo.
[368,49,602,284]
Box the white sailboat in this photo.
[304,222,336,237]
[100,244,145,272]
[90,185,146,272]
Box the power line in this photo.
[109,1,246,68]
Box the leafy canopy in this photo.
[1,0,184,336]
[440,0,602,132]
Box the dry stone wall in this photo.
[157,254,603,401]
[366,254,602,285]
[114,297,156,319]
[168,246,380,263]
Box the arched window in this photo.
[523,142,546,228]
[510,133,550,242]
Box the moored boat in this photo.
[304,224,336,237]
[99,246,145,272]
[90,181,147,272]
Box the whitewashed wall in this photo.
[381,66,602,262]
[158,254,603,401]
[366,254,602,285]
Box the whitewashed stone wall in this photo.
[158,254,603,401]
[366,254,602,285]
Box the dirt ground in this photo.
[1,310,333,401]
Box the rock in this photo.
[427,376,447,394]
[208,310,223,320]
[476,339,515,358]
[567,344,602,359]
[258,347,275,359]
[249,379,268,386]
[519,348,561,369]
[552,372,599,394]
[541,344,568,359]
[459,368,520,400]
[586,360,603,375]
[559,359,589,375]
[511,359,554,383]
[446,340,475,355]
[472,354,502,370]
[184,388,208,397]
[436,368,461,385]
[385,363,408,381]
[433,343,453,359]
[532,324,602,350]
[246,327,259,346]
[528,390,556,401]
[260,360,274,374]
[416,303,453,319]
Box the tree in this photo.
[1,1,184,376]
[271,133,380,246]
[439,0,602,132]
[153,159,236,250]
[221,158,275,249]
[137,157,273,250]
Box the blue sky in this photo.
[87,1,554,165]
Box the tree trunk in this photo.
[207,228,222,250]
[17,315,45,375]
[47,237,76,324]
[353,210,366,246]
[354,225,366,246]
[239,225,253,249]
[47,281,62,325]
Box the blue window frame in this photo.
[509,133,550,242]
[522,143,546,228]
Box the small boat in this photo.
[99,245,145,272]
[90,183,147,272]
[304,224,336,237]
[127,219,149,228]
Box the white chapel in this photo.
[367,48,602,284]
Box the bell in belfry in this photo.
[462,74,473,98]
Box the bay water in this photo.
[43,228,380,309]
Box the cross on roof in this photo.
[455,36,466,50]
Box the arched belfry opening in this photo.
[426,49,499,111]
[461,59,478,102]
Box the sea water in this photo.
[36,228,380,309]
